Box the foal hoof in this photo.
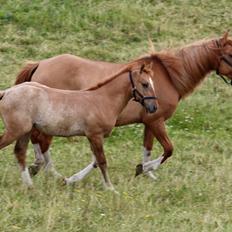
[28,164,41,177]
[135,163,143,177]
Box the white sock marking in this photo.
[65,162,95,184]
[21,167,33,186]
[143,156,163,173]
[142,147,151,163]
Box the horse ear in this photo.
[140,64,145,74]
[219,31,229,46]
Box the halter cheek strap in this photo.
[129,71,157,106]
[215,40,232,85]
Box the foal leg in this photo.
[14,133,33,187]
[0,131,20,150]
[88,135,115,191]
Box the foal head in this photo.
[216,32,232,81]
[130,64,158,113]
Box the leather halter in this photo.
[215,40,232,85]
[129,71,157,106]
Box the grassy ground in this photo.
[0,0,232,231]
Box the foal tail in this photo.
[0,91,5,100]
[15,62,39,85]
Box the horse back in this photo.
[31,54,124,90]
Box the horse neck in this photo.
[174,39,219,97]
[93,73,132,115]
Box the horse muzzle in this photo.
[146,103,157,113]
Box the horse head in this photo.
[129,63,158,113]
[216,31,232,84]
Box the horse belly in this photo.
[34,114,86,137]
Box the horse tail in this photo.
[15,62,39,85]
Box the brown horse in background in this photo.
[0,63,157,190]
[15,32,232,181]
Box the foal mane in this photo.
[85,62,146,91]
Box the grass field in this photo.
[0,0,232,231]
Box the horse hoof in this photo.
[61,177,68,186]
[135,163,143,177]
[28,164,41,177]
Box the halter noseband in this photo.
[215,40,232,85]
[129,71,157,106]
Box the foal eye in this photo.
[142,83,149,88]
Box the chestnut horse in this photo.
[0,63,158,190]
[15,32,232,181]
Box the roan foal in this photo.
[0,63,157,190]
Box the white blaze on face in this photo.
[149,77,155,91]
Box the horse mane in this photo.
[86,37,221,96]
[142,38,221,98]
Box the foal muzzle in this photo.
[132,89,158,113]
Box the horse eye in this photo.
[142,83,149,88]
[228,54,232,58]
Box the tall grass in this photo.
[0,0,232,231]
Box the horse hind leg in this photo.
[14,133,33,187]
[29,129,62,178]
[30,129,45,175]
[29,129,49,176]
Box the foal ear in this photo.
[146,62,153,71]
[140,64,145,74]
[219,31,229,46]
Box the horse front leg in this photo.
[136,120,173,177]
[135,125,157,179]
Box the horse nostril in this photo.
[147,104,157,113]
[153,105,157,113]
